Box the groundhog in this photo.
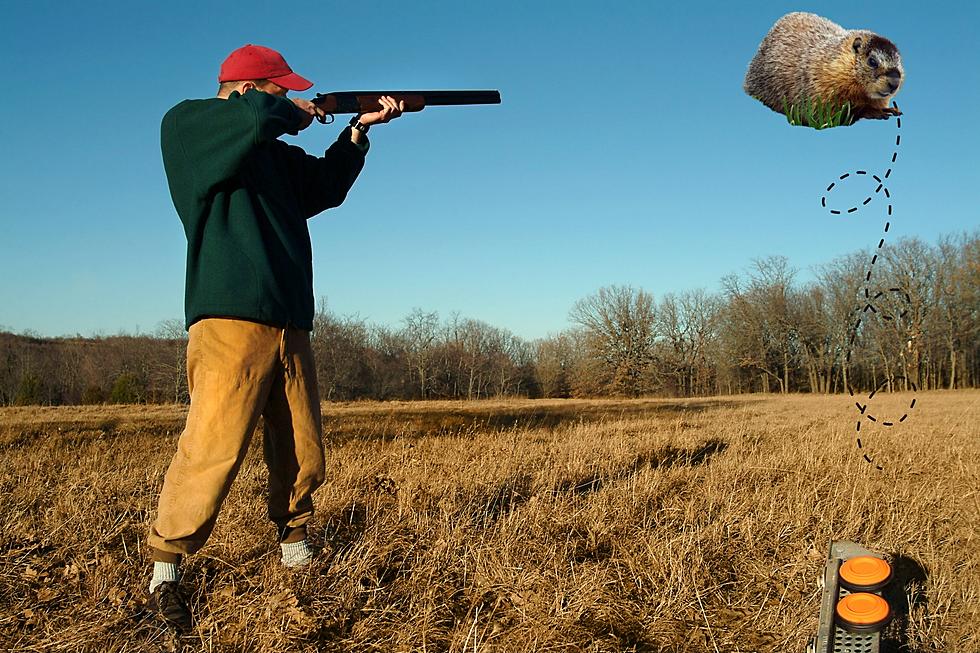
[744,12,903,123]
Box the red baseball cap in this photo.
[218,44,313,91]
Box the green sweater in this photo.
[161,89,367,331]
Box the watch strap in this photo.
[349,115,370,134]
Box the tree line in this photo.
[2,232,976,406]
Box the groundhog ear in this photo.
[852,37,863,53]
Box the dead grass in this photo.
[0,392,977,652]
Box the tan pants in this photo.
[148,318,325,556]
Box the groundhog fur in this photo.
[744,12,903,124]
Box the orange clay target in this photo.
[839,556,893,591]
[835,592,891,633]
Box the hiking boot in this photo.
[147,581,192,632]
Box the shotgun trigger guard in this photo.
[312,93,333,124]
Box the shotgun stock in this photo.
[311,90,500,123]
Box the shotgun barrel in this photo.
[311,90,501,119]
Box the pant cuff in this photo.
[151,547,183,564]
[279,525,307,543]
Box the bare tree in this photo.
[311,300,373,400]
[535,333,574,398]
[875,238,934,391]
[656,289,720,396]
[153,319,189,403]
[366,325,410,399]
[933,233,977,389]
[722,257,797,393]
[570,285,657,397]
[401,309,440,399]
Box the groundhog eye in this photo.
[868,56,879,68]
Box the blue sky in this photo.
[0,0,977,339]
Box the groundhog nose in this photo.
[885,70,901,93]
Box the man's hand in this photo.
[358,96,405,126]
[291,98,325,131]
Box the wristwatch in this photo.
[349,115,369,134]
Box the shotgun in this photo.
[311,90,501,123]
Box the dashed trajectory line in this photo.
[818,105,912,471]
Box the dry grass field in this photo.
[0,392,977,652]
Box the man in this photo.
[147,44,404,631]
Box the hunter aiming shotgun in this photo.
[311,90,501,123]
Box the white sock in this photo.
[149,561,180,593]
[280,540,313,568]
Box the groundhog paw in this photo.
[861,109,893,120]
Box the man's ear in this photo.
[239,81,256,94]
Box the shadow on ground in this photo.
[553,439,728,498]
[0,398,750,450]
[323,400,743,443]
[880,554,929,653]
[478,439,729,525]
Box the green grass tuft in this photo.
[782,96,854,129]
